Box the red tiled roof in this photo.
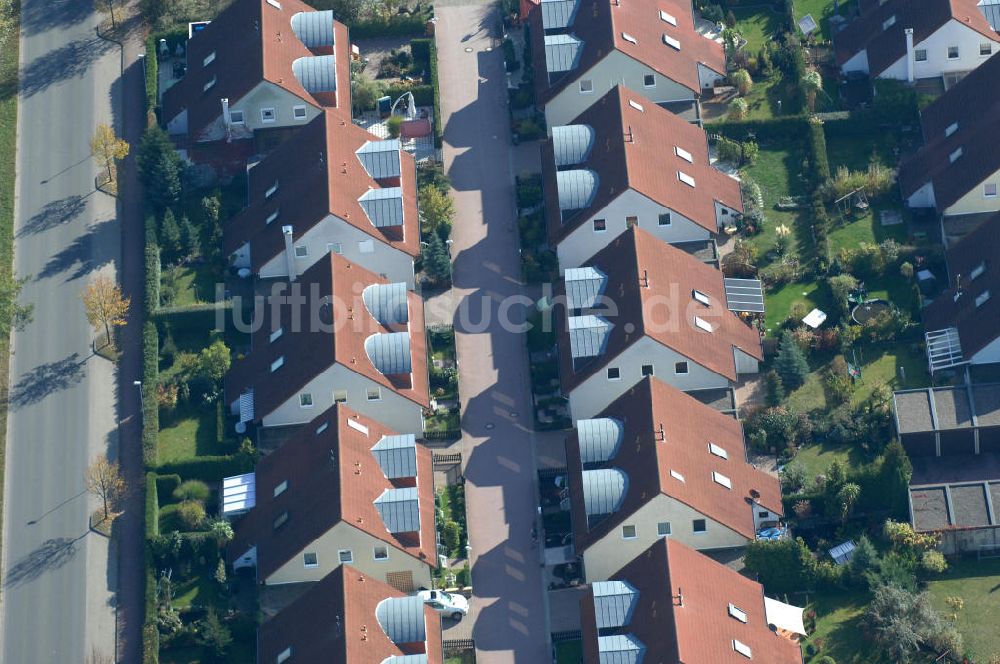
[835,0,997,75]
[557,226,763,391]
[258,565,444,664]
[566,377,782,550]
[898,53,1000,212]
[531,0,725,104]
[228,404,436,577]
[545,86,742,245]
[580,538,802,664]
[225,253,429,417]
[223,110,419,265]
[922,217,1000,359]
[161,0,352,139]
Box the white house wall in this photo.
[697,62,726,90]
[841,49,870,75]
[879,20,999,80]
[544,50,695,129]
[261,363,425,434]
[581,493,747,582]
[191,81,321,142]
[734,347,760,375]
[942,167,1000,217]
[971,334,1000,365]
[567,337,730,419]
[556,189,712,272]
[906,181,936,209]
[257,216,416,287]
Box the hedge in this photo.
[144,35,158,114]
[142,321,160,468]
[808,118,830,185]
[706,115,809,141]
[156,454,250,482]
[153,303,231,332]
[154,473,181,503]
[383,83,434,108]
[143,471,160,664]
[428,38,442,148]
[348,14,428,39]
[144,241,160,317]
[410,38,431,71]
[142,622,159,664]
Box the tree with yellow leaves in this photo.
[82,276,130,349]
[86,456,126,522]
[90,124,129,194]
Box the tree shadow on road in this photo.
[3,534,86,588]
[38,218,117,282]
[20,1,96,37]
[17,194,92,238]
[9,352,86,409]
[18,36,115,99]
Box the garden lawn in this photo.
[827,206,907,255]
[764,280,831,336]
[172,573,226,610]
[927,557,1000,661]
[158,403,227,462]
[162,263,219,307]
[793,0,848,42]
[740,141,810,259]
[799,590,886,664]
[790,442,859,479]
[732,6,781,53]
[555,639,583,664]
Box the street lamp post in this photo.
[133,380,145,429]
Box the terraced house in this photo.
[225,110,420,286]
[580,538,804,663]
[224,404,436,589]
[543,85,743,270]
[527,0,726,128]
[225,252,429,434]
[565,377,782,581]
[556,226,763,419]
[258,565,444,663]
[161,0,352,143]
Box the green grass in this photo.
[741,141,810,258]
[791,442,859,479]
[764,281,831,336]
[732,6,781,53]
[158,403,228,462]
[793,0,849,42]
[927,557,1000,661]
[0,18,17,590]
[162,264,219,307]
[172,573,226,610]
[800,590,885,663]
[555,639,583,664]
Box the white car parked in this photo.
[416,589,469,620]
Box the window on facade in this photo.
[358,239,375,254]
[621,524,637,539]
[641,364,654,377]
[366,387,382,401]
[338,549,353,564]
[948,46,959,59]
[607,367,621,380]
[273,511,289,530]
[294,245,308,258]
[625,216,638,228]
[229,110,245,124]
[374,545,389,561]
[328,242,343,254]
[914,48,927,62]
[579,79,594,93]
[303,552,318,568]
[643,74,655,87]
[293,105,308,119]
[657,521,672,537]
[982,42,993,56]
[333,389,348,404]
[692,518,707,533]
[593,218,607,232]
[299,393,313,407]
[274,480,288,497]
[261,107,277,122]
[984,183,998,198]
[674,361,689,375]
[658,212,672,226]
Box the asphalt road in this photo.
[1,1,119,661]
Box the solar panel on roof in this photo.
[724,278,765,313]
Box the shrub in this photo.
[456,562,471,587]
[142,622,159,664]
[921,550,948,574]
[780,462,805,493]
[196,608,232,660]
[442,520,461,556]
[177,500,207,529]
[744,538,817,593]
[741,177,763,211]
[731,69,753,96]
[173,480,210,502]
[728,97,748,121]
[137,126,182,213]
[386,115,403,139]
[764,370,785,407]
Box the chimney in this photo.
[654,422,664,441]
[904,28,915,83]
[624,125,634,143]
[221,98,232,143]
[673,587,683,606]
[640,269,649,287]
[282,225,297,281]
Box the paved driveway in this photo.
[0,2,120,661]
[436,4,551,663]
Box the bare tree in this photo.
[86,456,126,522]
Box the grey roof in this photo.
[365,332,412,375]
[375,596,426,644]
[363,282,409,326]
[291,55,337,93]
[290,10,335,48]
[724,278,765,313]
[544,34,585,73]
[893,385,1000,434]
[552,124,595,167]
[374,487,421,533]
[592,580,639,629]
[981,0,1000,31]
[541,0,581,29]
[371,434,418,479]
[557,169,599,211]
[582,468,628,518]
[564,266,607,310]
[597,634,645,664]
[381,657,429,664]
[567,315,611,358]
[359,187,405,228]
[577,417,624,464]
[357,139,402,180]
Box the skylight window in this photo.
[347,418,370,435]
[269,328,283,343]
[629,99,645,112]
[970,262,986,281]
[713,472,732,489]
[678,171,696,187]
[692,290,710,305]
[203,52,216,67]
[315,422,329,435]
[675,146,693,163]
[949,147,963,163]
[622,32,637,44]
[695,316,713,332]
[945,122,959,137]
[728,603,748,623]
[670,469,685,482]
[663,34,681,50]
[203,76,217,92]
[266,0,282,8]
[975,290,991,308]
[733,640,752,658]
[659,10,677,25]
[882,15,896,30]
[709,443,728,459]
[270,356,285,372]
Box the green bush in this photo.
[442,520,461,555]
[808,118,830,185]
[456,562,471,587]
[428,39,442,148]
[144,35,158,114]
[177,500,207,529]
[173,479,210,502]
[410,38,432,71]
[707,116,809,142]
[145,471,160,539]
[144,236,160,317]
[744,537,818,593]
[142,321,159,467]
[156,454,250,482]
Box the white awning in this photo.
[763,597,806,636]
[222,472,256,515]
